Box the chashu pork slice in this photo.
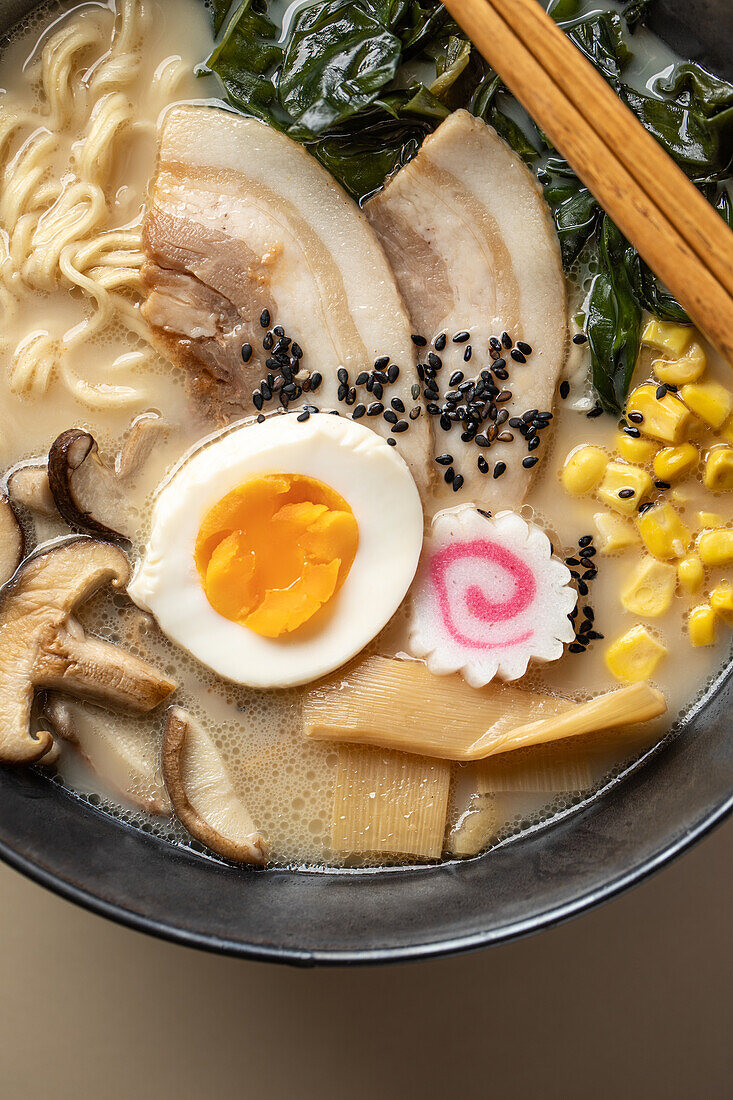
[366,109,568,512]
[141,105,431,495]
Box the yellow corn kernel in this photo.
[614,431,657,464]
[653,443,698,483]
[718,417,733,445]
[677,554,705,594]
[697,511,726,529]
[704,446,733,492]
[596,461,653,515]
[561,446,608,496]
[620,556,676,617]
[652,341,706,386]
[642,320,693,358]
[626,384,691,444]
[636,502,692,560]
[605,625,667,683]
[593,511,640,554]
[681,381,733,429]
[697,529,733,566]
[710,581,733,624]
[688,604,716,647]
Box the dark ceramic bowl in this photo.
[1,0,732,965]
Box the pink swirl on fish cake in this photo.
[430,538,536,650]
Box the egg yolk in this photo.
[194,474,359,638]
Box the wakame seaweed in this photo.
[202,0,733,416]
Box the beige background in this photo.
[0,817,731,1100]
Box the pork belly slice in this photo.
[141,105,431,494]
[366,109,568,511]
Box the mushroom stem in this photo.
[35,619,175,713]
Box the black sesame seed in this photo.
[337,383,347,402]
[383,409,398,424]
[509,417,523,428]
[618,488,635,499]
[464,345,472,362]
[496,431,514,443]
[568,642,586,654]
[478,455,489,473]
[497,409,509,425]
[392,420,409,433]
[427,352,442,371]
[656,384,667,400]
[527,436,540,451]
[345,389,356,406]
[263,332,274,351]
[587,404,604,419]
[303,405,319,414]
[516,341,532,355]
[452,474,464,492]
[297,410,310,422]
[411,334,427,347]
[241,343,252,363]
[440,414,452,431]
[560,380,570,399]
[388,364,400,383]
[638,501,655,515]
[624,426,641,438]
[337,367,348,385]
[259,309,270,328]
[435,333,447,351]
[426,403,440,415]
[411,383,420,401]
[409,406,421,420]
[253,390,263,411]
[573,333,588,345]
[352,404,366,419]
[367,402,384,416]
[582,546,596,557]
[523,455,538,468]
[579,535,593,548]
[493,461,507,479]
[577,580,589,596]
[475,434,491,447]
[436,453,453,466]
[452,330,470,343]
[374,355,390,371]
[387,437,396,446]
[501,331,513,349]
[492,358,506,371]
[391,397,405,412]
[582,569,597,581]
[449,371,464,387]
[511,349,527,364]
[493,369,509,381]
[496,390,513,403]
[490,336,501,351]
[366,375,375,392]
[291,342,303,359]
[587,630,604,640]
[444,466,455,483]
[256,414,265,423]
[374,370,389,385]
[566,556,580,566]
[355,371,369,386]
[310,372,322,392]
[372,382,383,400]
[628,411,644,424]
[537,411,553,421]
[261,381,272,401]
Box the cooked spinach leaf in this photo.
[279,1,402,137]
[586,218,642,415]
[206,0,283,123]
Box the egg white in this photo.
[128,412,424,688]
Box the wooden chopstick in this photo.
[441,0,733,366]
[483,0,733,306]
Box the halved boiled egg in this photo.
[128,413,424,687]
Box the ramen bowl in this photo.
[0,0,731,964]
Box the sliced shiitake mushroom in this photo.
[115,411,169,481]
[48,429,133,542]
[163,707,267,864]
[6,462,57,517]
[0,495,24,587]
[0,537,176,763]
[44,693,171,815]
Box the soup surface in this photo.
[1,0,731,868]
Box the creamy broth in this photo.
[1,0,731,868]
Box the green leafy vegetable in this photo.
[202,0,733,415]
[280,1,402,137]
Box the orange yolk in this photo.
[194,474,359,638]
